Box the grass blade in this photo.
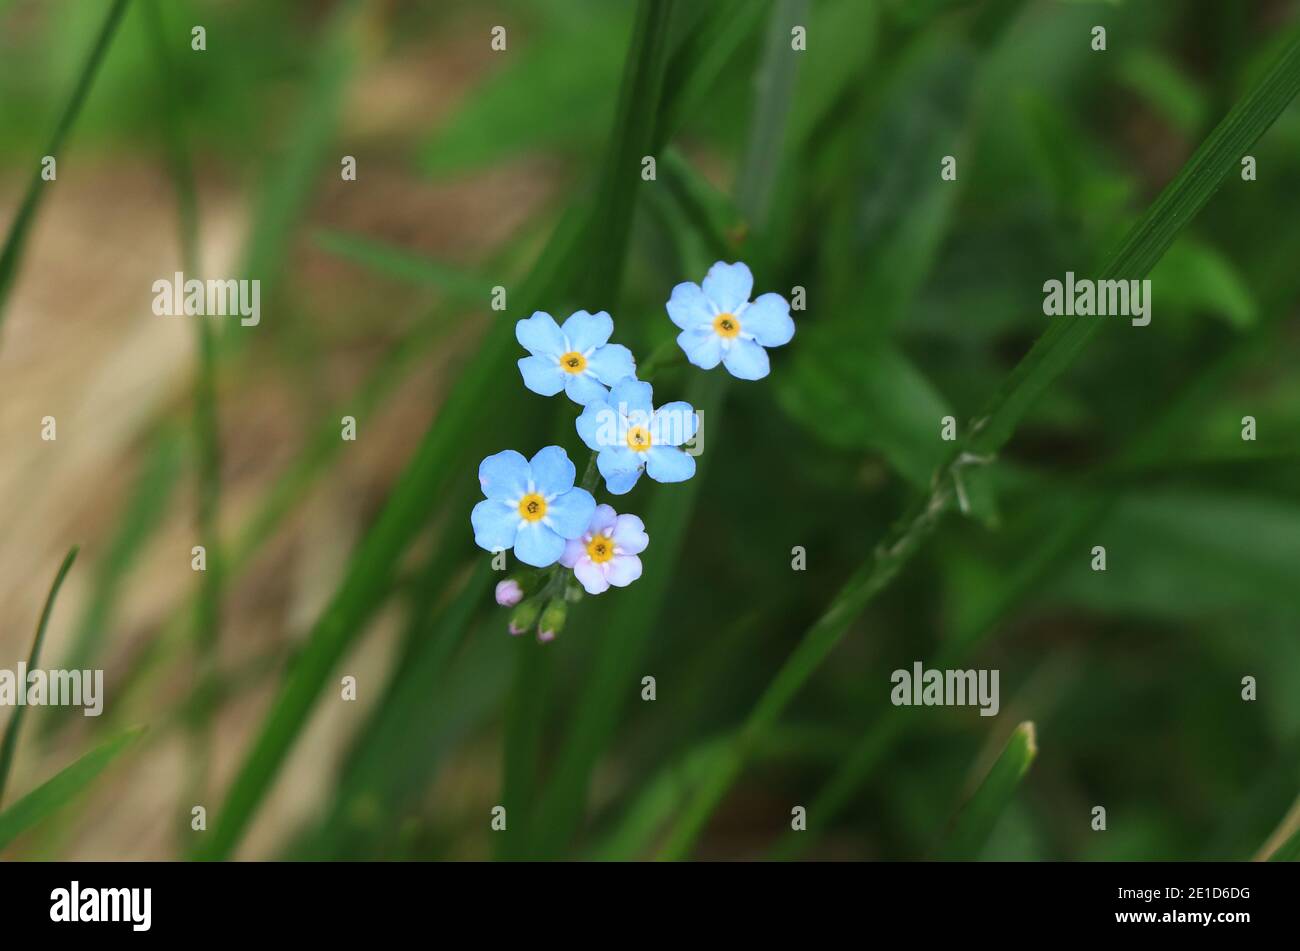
[0,0,130,334]
[938,722,1038,861]
[198,0,692,860]
[657,27,1300,859]
[314,229,494,303]
[0,546,79,807]
[0,728,142,852]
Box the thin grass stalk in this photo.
[0,0,130,335]
[657,27,1300,859]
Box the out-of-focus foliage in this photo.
[1,0,1298,862]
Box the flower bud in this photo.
[537,599,567,643]
[495,578,524,607]
[507,598,541,636]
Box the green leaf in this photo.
[657,26,1300,861]
[0,547,79,807]
[1148,237,1257,329]
[419,5,626,175]
[778,339,951,487]
[0,0,129,335]
[0,729,142,852]
[939,722,1038,860]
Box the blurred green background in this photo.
[0,0,1298,861]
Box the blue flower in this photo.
[516,310,636,405]
[666,261,794,380]
[471,447,596,568]
[575,379,698,495]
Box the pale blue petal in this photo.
[471,499,519,551]
[742,293,795,347]
[585,343,636,385]
[603,467,643,496]
[722,338,770,380]
[598,447,644,495]
[677,327,722,369]
[701,261,753,312]
[545,487,596,539]
[666,282,714,330]
[563,372,609,406]
[516,311,566,356]
[478,449,530,500]
[518,355,565,396]
[529,445,576,495]
[652,401,699,447]
[645,446,696,483]
[561,310,613,351]
[575,399,613,450]
[514,522,566,567]
[608,378,654,417]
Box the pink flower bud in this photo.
[495,578,524,607]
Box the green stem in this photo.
[656,25,1300,860]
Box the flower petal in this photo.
[605,554,642,588]
[611,513,648,555]
[608,378,654,418]
[742,292,795,347]
[478,449,530,500]
[677,327,722,369]
[645,445,696,483]
[563,372,609,406]
[516,311,566,356]
[518,355,565,396]
[545,487,596,539]
[560,537,586,568]
[514,521,566,567]
[589,503,618,535]
[585,343,636,386]
[561,309,613,351]
[471,498,518,552]
[529,445,576,495]
[666,281,714,330]
[652,400,699,447]
[575,399,611,450]
[702,261,753,312]
[722,338,770,380]
[598,448,644,496]
[574,558,611,595]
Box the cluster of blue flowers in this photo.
[471,261,795,640]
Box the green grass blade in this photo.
[0,547,79,808]
[0,0,130,335]
[0,728,142,852]
[61,430,182,675]
[314,229,493,303]
[657,27,1300,860]
[198,0,687,860]
[528,0,802,860]
[938,722,1038,861]
[1267,825,1300,862]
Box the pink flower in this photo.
[560,504,648,595]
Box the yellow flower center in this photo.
[626,425,652,452]
[517,492,547,522]
[559,351,588,374]
[713,313,741,338]
[586,534,615,564]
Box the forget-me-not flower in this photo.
[517,310,636,405]
[472,446,596,567]
[575,379,698,495]
[667,261,794,380]
[560,504,648,595]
